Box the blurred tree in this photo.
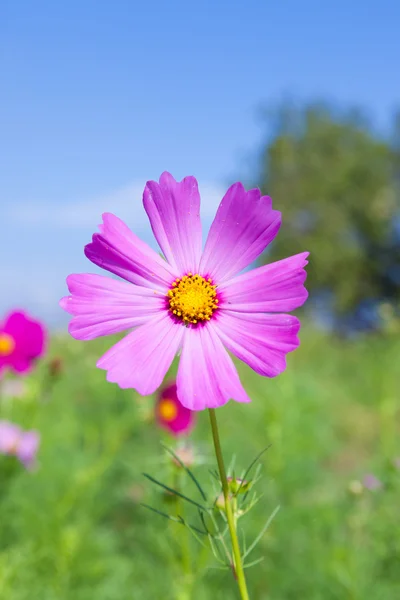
[258,101,400,328]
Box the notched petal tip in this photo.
[298,250,310,266]
[271,209,282,224]
[65,273,82,292]
[67,320,85,340]
[59,296,70,312]
[144,172,175,194]
[269,356,288,378]
[159,171,176,185]
[201,182,283,282]
[224,180,246,198]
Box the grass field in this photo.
[0,325,399,599]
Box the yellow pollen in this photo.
[0,333,16,357]
[167,274,218,324]
[158,398,178,422]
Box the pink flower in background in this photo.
[362,474,383,491]
[156,383,195,436]
[0,311,46,377]
[60,172,308,410]
[0,378,27,399]
[0,420,40,470]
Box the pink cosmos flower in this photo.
[60,172,308,410]
[0,311,46,377]
[156,382,196,436]
[362,473,383,491]
[0,420,40,470]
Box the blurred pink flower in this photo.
[362,473,383,491]
[172,444,196,467]
[0,378,27,399]
[0,420,40,470]
[156,383,195,436]
[0,311,46,377]
[60,172,308,410]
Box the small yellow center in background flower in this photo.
[158,398,178,422]
[0,333,16,357]
[167,273,218,324]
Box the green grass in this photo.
[0,326,399,599]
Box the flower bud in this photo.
[227,476,252,495]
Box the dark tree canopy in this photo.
[258,101,400,325]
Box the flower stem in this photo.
[208,409,250,600]
[173,469,192,596]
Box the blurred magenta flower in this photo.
[0,311,46,377]
[0,420,40,470]
[156,383,195,436]
[362,473,383,491]
[61,172,308,410]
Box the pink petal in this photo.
[213,312,301,378]
[200,183,281,283]
[219,252,309,312]
[3,311,46,358]
[97,313,184,394]
[0,421,21,453]
[84,213,176,289]
[60,273,165,340]
[9,356,32,374]
[176,325,250,411]
[143,172,202,273]
[17,431,40,470]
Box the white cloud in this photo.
[8,179,226,235]
[0,265,66,326]
[2,179,227,327]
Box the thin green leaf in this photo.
[208,512,232,565]
[142,473,208,511]
[141,503,209,537]
[183,521,211,550]
[176,514,209,536]
[208,535,228,565]
[208,469,220,481]
[244,556,265,569]
[140,503,181,523]
[242,530,247,556]
[237,444,272,495]
[198,509,216,536]
[243,505,280,559]
[227,454,237,477]
[161,443,207,501]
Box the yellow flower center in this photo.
[158,398,178,422]
[167,273,218,324]
[0,333,16,357]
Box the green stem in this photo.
[208,409,250,600]
[178,495,192,576]
[173,469,192,598]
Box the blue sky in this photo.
[1,0,399,327]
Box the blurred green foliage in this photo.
[0,328,399,599]
[258,101,400,324]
